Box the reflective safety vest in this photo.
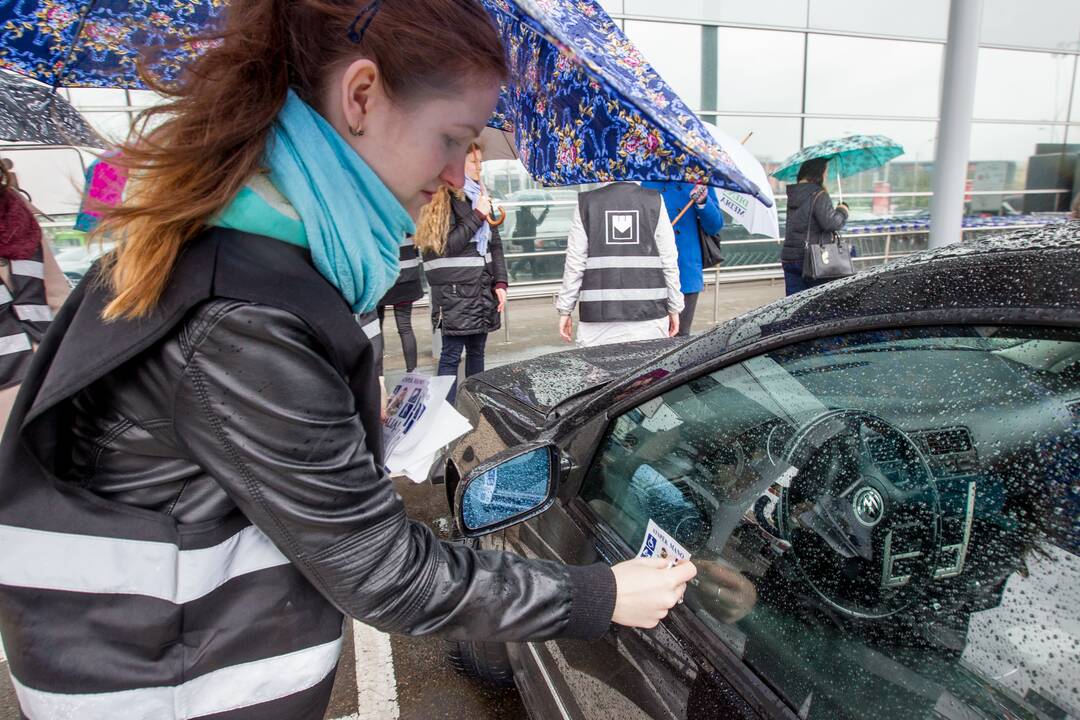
[0,245,54,388]
[578,182,667,323]
[0,229,382,719]
[380,235,424,306]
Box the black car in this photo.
[438,224,1080,720]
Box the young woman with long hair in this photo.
[415,142,506,403]
[0,1,695,717]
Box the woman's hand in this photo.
[689,560,757,624]
[611,558,698,628]
[690,184,709,206]
[494,287,507,312]
[558,314,573,342]
[475,195,493,217]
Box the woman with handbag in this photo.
[780,157,850,295]
[415,143,507,404]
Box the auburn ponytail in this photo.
[100,0,506,319]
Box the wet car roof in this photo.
[474,223,1080,414]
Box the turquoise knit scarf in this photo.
[265,90,415,313]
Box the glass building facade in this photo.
[3,0,1079,283]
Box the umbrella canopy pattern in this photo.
[0,0,224,88]
[771,134,904,183]
[0,71,104,147]
[1,0,768,203]
[482,0,769,204]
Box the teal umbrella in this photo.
[772,134,904,199]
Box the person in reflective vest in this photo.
[556,182,683,347]
[0,3,697,719]
[0,158,69,438]
[376,235,423,376]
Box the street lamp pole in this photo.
[929,0,983,248]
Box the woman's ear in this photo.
[339,58,380,134]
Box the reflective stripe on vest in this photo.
[579,288,668,302]
[0,523,288,603]
[360,317,381,339]
[14,304,52,323]
[584,256,664,270]
[423,252,492,272]
[399,257,420,270]
[10,259,44,279]
[11,635,342,720]
[0,332,32,356]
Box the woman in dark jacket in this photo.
[0,3,695,718]
[781,157,849,295]
[417,143,507,403]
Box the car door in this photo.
[506,323,1080,720]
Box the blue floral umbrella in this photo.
[481,0,768,203]
[0,0,225,89]
[0,0,767,203]
[771,134,905,192]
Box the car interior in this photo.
[582,326,1080,720]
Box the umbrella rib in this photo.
[53,0,100,90]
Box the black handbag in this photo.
[802,191,854,281]
[698,224,724,269]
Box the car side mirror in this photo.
[455,446,558,537]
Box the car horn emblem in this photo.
[852,486,884,527]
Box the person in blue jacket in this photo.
[641,181,723,336]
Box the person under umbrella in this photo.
[641,180,723,335]
[780,157,849,295]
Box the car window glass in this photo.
[581,327,1080,720]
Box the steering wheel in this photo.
[777,409,941,619]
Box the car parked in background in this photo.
[438,224,1080,720]
[54,240,114,285]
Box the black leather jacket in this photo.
[65,298,616,641]
[422,194,507,336]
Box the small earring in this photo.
[349,124,365,137]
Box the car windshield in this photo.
[583,326,1080,720]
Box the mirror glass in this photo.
[462,448,552,532]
